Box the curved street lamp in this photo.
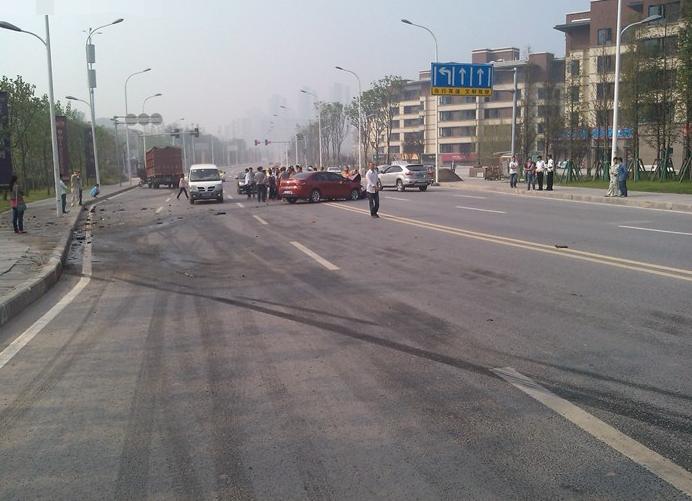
[142,92,162,113]
[610,4,663,165]
[124,68,151,183]
[335,66,363,172]
[0,18,62,216]
[402,18,440,183]
[85,18,123,186]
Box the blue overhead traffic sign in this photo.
[431,62,493,96]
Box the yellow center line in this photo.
[329,203,692,282]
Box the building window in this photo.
[596,83,614,100]
[570,59,580,77]
[403,119,420,127]
[597,55,613,72]
[597,28,612,45]
[403,105,420,114]
[570,86,580,102]
[389,133,400,141]
[649,2,681,23]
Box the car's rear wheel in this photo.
[349,188,360,201]
[396,179,405,192]
[419,185,428,191]
[286,198,297,204]
[309,189,322,203]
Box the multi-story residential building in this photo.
[380,48,564,167]
[555,0,686,170]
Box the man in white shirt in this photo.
[508,156,518,188]
[546,154,555,191]
[365,162,380,218]
[244,167,254,199]
[535,156,546,190]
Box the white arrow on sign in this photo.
[459,67,467,87]
[475,68,485,87]
[439,67,452,86]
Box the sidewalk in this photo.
[442,175,692,213]
[2,177,691,328]
[0,182,135,327]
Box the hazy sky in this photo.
[1,0,589,140]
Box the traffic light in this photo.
[172,128,180,138]
[192,127,199,138]
[254,139,260,146]
[265,139,270,145]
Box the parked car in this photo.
[279,171,365,204]
[378,163,429,191]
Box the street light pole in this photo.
[141,93,161,158]
[124,68,151,184]
[402,19,439,183]
[85,18,123,187]
[611,6,663,161]
[0,17,62,217]
[301,90,323,168]
[335,66,363,173]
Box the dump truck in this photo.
[144,146,183,188]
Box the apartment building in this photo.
[380,48,564,167]
[555,0,686,168]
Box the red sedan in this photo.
[279,171,365,204]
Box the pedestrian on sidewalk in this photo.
[508,156,518,188]
[58,176,68,213]
[366,161,380,218]
[546,154,555,191]
[70,170,80,206]
[525,158,536,190]
[605,158,619,197]
[77,171,83,205]
[535,156,546,190]
[177,174,188,199]
[9,175,27,233]
[617,156,628,197]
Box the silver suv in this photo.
[377,163,429,191]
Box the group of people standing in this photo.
[606,157,628,197]
[243,165,304,203]
[517,155,555,191]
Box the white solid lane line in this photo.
[385,196,408,201]
[253,215,268,225]
[619,225,692,237]
[236,203,245,208]
[454,194,487,199]
[0,209,95,371]
[493,367,692,497]
[290,242,340,271]
[456,205,506,214]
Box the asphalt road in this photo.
[1,184,691,500]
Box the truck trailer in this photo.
[144,146,183,188]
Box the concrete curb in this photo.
[440,181,692,213]
[0,185,135,327]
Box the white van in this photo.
[188,164,223,204]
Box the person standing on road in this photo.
[58,176,68,213]
[177,174,188,199]
[617,156,628,197]
[365,161,380,218]
[77,171,83,205]
[70,171,79,206]
[535,156,546,190]
[508,156,518,188]
[605,158,619,197]
[254,166,267,203]
[546,154,555,191]
[525,158,536,190]
[244,167,254,199]
[9,175,26,233]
